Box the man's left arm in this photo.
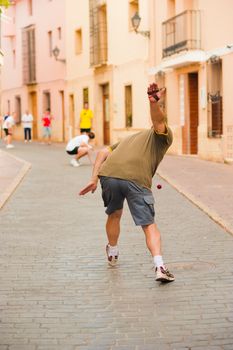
[148,83,167,134]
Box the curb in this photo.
[157,170,233,236]
[0,150,31,209]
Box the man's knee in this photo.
[108,209,123,220]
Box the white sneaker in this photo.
[155,266,175,283]
[70,159,80,167]
[106,244,119,266]
[6,144,15,149]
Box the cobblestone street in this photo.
[0,142,233,350]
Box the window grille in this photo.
[89,0,108,67]
[22,26,36,84]
[207,57,223,138]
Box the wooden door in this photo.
[188,73,198,154]
[60,91,65,141]
[29,92,38,139]
[69,94,75,138]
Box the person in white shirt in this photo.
[2,113,15,149]
[66,132,95,167]
[21,110,33,142]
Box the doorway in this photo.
[102,83,110,145]
[29,91,38,139]
[69,94,75,139]
[59,90,65,141]
[188,72,198,154]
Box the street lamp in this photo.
[52,46,66,63]
[131,12,150,38]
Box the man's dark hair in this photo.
[88,132,95,139]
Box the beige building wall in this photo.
[149,0,233,162]
[65,0,151,146]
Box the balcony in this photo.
[162,10,201,58]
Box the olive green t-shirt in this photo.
[98,127,173,189]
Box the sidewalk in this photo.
[0,149,31,209]
[158,155,233,235]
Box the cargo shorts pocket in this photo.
[143,195,155,216]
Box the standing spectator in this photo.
[2,112,15,149]
[42,108,53,145]
[22,110,33,143]
[79,102,93,134]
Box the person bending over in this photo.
[66,132,95,167]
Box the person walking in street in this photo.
[2,112,16,149]
[66,132,95,167]
[79,83,175,283]
[79,102,93,134]
[22,110,33,143]
[42,108,53,145]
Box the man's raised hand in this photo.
[147,83,166,103]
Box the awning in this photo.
[149,45,233,75]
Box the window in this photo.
[207,57,223,138]
[28,0,33,16]
[129,0,139,31]
[43,91,51,111]
[83,88,89,105]
[15,96,22,124]
[125,85,133,128]
[48,31,53,56]
[75,29,82,55]
[57,27,62,40]
[89,0,108,66]
[22,25,36,84]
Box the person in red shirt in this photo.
[42,108,53,144]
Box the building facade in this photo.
[149,0,233,162]
[65,0,150,145]
[1,0,151,146]
[1,0,66,142]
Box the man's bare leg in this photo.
[142,223,162,256]
[142,223,174,282]
[106,209,122,265]
[75,146,88,161]
[106,209,123,245]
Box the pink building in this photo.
[1,0,66,141]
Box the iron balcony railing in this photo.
[162,10,201,58]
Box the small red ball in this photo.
[157,184,162,189]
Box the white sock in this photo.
[108,244,118,256]
[153,255,164,269]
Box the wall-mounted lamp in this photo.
[52,46,66,63]
[131,12,150,38]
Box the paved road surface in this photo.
[0,142,233,350]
